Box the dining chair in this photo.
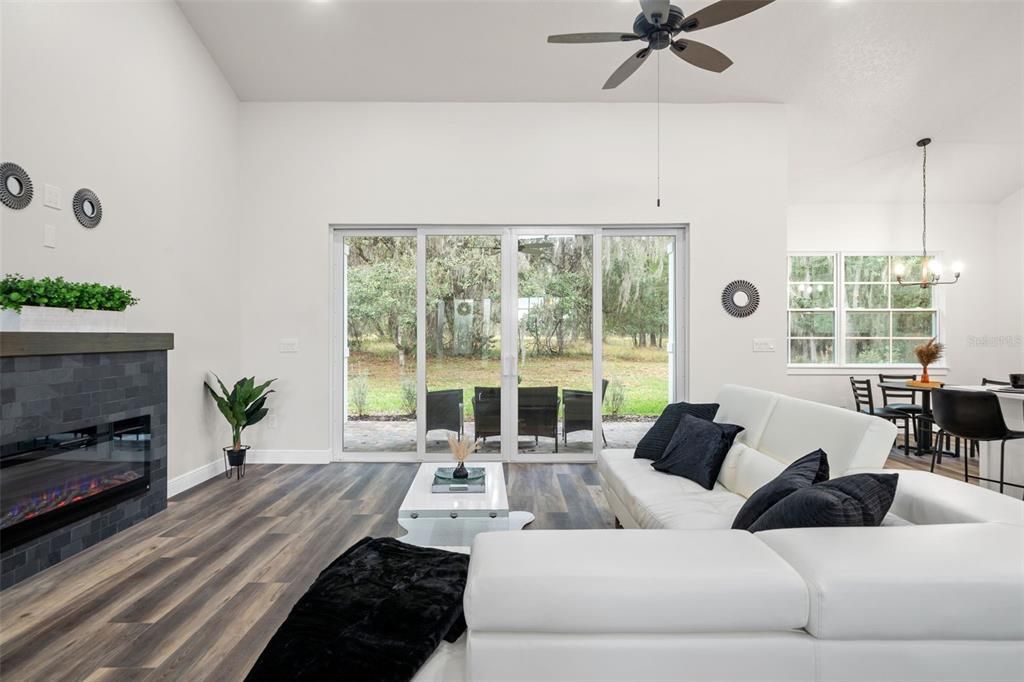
[850,378,912,455]
[878,373,922,443]
[931,389,1024,496]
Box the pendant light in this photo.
[895,138,962,288]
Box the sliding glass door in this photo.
[333,226,685,461]
[601,233,677,450]
[424,234,503,455]
[339,233,417,453]
[515,232,595,456]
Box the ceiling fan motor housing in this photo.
[633,5,685,49]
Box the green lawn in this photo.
[347,336,669,418]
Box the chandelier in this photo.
[894,138,962,288]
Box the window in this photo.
[788,255,836,364]
[788,253,938,367]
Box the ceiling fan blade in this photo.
[640,0,671,25]
[548,32,641,44]
[603,48,650,89]
[670,39,733,72]
[681,0,776,32]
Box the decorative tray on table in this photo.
[432,467,486,493]
[906,380,944,389]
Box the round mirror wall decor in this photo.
[1,162,34,210]
[722,280,760,318]
[73,188,102,228]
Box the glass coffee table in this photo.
[397,462,535,548]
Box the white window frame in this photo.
[787,251,946,375]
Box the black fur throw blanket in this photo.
[246,537,470,682]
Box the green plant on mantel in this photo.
[0,273,139,313]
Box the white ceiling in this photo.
[178,0,1024,204]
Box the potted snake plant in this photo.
[205,375,276,473]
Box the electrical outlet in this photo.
[43,224,57,248]
[279,338,299,353]
[44,184,61,209]
[752,338,776,353]
[268,413,279,429]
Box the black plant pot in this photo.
[452,461,469,479]
[224,445,250,480]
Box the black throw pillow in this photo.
[650,413,744,490]
[634,401,720,460]
[731,450,831,530]
[747,473,899,532]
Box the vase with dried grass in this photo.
[448,434,476,479]
[913,337,944,384]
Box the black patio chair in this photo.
[471,386,561,452]
[563,379,609,446]
[519,386,561,453]
[426,389,464,440]
[472,387,501,444]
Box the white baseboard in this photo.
[168,458,224,498]
[246,449,332,464]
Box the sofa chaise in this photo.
[462,385,1024,682]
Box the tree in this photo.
[602,236,670,347]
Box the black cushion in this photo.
[650,413,744,490]
[731,449,830,530]
[747,473,899,532]
[634,401,720,460]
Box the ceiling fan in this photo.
[548,0,776,89]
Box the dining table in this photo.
[877,381,942,456]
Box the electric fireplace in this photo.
[1,416,151,552]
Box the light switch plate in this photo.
[279,338,299,353]
[44,184,61,209]
[43,224,57,248]
[752,338,776,353]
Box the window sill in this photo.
[787,365,949,377]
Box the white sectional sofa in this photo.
[463,385,1024,682]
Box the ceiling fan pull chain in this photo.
[656,50,661,208]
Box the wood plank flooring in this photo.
[0,453,975,681]
[0,463,612,682]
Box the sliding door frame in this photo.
[330,224,689,463]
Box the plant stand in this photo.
[223,446,249,481]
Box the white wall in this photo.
[238,102,789,454]
[787,202,1023,407]
[0,1,240,481]
[995,187,1024,369]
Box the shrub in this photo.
[0,274,138,313]
[607,379,626,417]
[400,377,417,415]
[350,372,370,416]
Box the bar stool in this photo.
[967,378,1014,458]
[931,388,1024,495]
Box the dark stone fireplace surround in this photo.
[1,333,173,589]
